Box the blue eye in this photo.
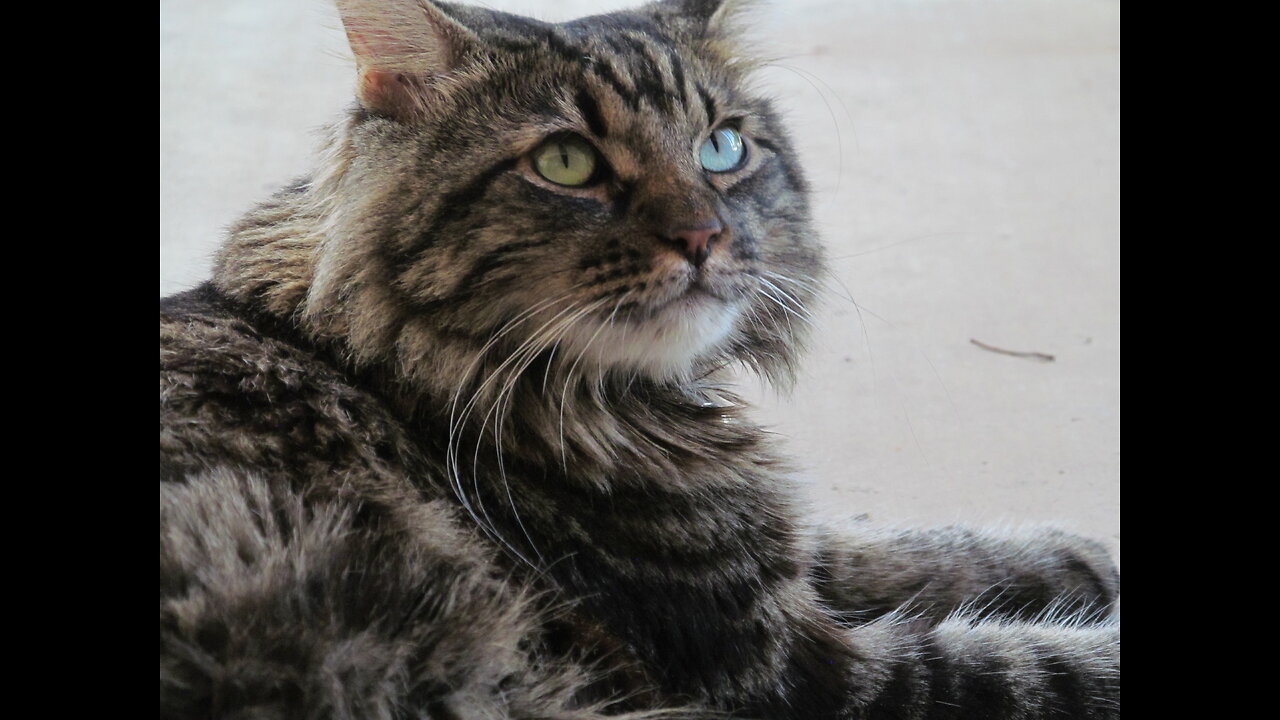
[699,126,746,173]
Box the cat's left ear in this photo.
[335,0,483,119]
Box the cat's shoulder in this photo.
[160,284,426,489]
[161,284,346,425]
[161,283,315,381]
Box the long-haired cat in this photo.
[159,1,1120,717]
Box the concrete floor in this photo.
[160,0,1120,556]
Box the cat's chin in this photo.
[561,294,740,381]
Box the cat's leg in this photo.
[159,470,651,720]
[809,523,1120,625]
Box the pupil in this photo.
[710,133,721,152]
[559,143,570,169]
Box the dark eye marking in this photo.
[697,83,718,126]
[575,89,609,139]
[393,156,519,274]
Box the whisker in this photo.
[444,289,591,568]
[468,297,607,545]
[558,292,632,472]
[754,276,815,329]
[761,60,853,199]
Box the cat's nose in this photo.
[664,219,723,267]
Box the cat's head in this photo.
[223,0,823,398]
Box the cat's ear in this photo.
[335,0,482,119]
[661,0,752,38]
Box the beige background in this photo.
[160,0,1120,557]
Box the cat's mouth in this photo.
[680,280,721,302]
[557,274,742,379]
[616,274,734,323]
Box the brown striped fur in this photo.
[160,2,1119,717]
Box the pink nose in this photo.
[666,220,723,267]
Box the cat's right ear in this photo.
[335,0,482,120]
[660,0,752,40]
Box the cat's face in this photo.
[311,0,822,389]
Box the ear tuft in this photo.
[335,0,481,118]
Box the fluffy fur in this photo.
[160,1,1120,717]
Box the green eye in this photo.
[699,126,746,173]
[532,134,599,187]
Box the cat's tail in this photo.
[159,470,687,719]
[847,608,1120,718]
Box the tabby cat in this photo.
[158,1,1120,717]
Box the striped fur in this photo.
[162,1,1120,717]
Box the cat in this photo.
[159,0,1120,717]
